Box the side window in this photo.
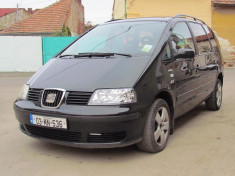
[171,22,195,53]
[161,43,171,61]
[202,24,219,52]
[189,23,211,54]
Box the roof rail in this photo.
[173,14,206,24]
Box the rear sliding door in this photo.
[188,22,217,99]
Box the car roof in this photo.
[105,15,206,26]
[106,17,171,24]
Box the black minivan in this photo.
[14,15,223,153]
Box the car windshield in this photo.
[60,21,166,57]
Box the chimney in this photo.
[28,8,33,14]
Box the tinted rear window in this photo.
[189,23,211,54]
[202,24,219,52]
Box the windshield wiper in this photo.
[59,52,132,58]
[111,53,132,57]
[59,54,78,58]
[75,52,132,58]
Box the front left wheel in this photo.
[137,99,171,153]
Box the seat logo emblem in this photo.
[46,93,57,103]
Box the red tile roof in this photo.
[0,8,17,18]
[0,0,72,34]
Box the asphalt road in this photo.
[0,69,234,176]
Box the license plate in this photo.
[30,114,67,129]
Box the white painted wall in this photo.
[0,36,42,72]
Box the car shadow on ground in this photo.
[28,103,208,160]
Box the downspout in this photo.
[125,0,127,19]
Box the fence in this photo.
[42,36,77,64]
[0,36,78,72]
[0,36,42,72]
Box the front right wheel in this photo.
[137,99,171,153]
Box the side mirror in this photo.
[175,48,195,59]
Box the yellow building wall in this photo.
[113,0,212,26]
[113,0,126,19]
[212,6,235,46]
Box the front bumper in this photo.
[14,101,146,148]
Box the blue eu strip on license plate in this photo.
[30,114,34,124]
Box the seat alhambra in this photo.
[14,15,223,153]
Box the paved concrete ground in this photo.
[0,69,234,176]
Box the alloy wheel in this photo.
[154,107,170,145]
[216,82,222,107]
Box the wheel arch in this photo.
[155,90,174,116]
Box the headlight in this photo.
[18,84,29,100]
[88,88,137,105]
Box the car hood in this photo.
[27,57,150,92]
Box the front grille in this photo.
[27,88,42,102]
[87,132,126,143]
[41,89,65,108]
[66,91,92,105]
[25,125,82,142]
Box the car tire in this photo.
[137,99,171,153]
[205,79,222,111]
